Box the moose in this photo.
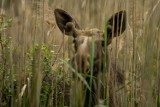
[54,8,126,107]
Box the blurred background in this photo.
[0,0,160,107]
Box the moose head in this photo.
[54,8,126,107]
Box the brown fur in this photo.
[54,8,126,107]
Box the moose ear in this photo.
[54,9,80,36]
[107,10,126,39]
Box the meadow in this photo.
[0,0,160,107]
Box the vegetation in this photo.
[0,0,160,107]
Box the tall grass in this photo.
[0,0,160,107]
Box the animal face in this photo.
[54,9,126,74]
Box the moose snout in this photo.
[72,53,90,73]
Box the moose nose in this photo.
[73,53,91,73]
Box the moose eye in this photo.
[73,39,78,51]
